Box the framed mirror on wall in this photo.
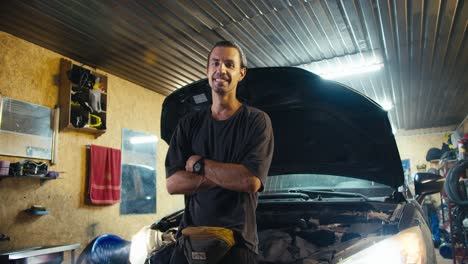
[0,95,55,160]
[120,128,157,215]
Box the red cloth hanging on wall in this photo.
[89,144,121,204]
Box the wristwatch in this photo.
[193,157,205,174]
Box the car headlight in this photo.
[129,225,160,264]
[339,226,427,264]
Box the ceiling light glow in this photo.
[390,122,397,135]
[318,63,384,79]
[381,100,394,111]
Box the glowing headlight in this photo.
[339,226,426,264]
[129,226,160,264]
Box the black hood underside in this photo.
[161,67,404,189]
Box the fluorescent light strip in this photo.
[319,63,384,79]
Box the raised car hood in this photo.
[161,67,404,189]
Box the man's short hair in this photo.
[207,40,247,69]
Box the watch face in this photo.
[194,163,201,173]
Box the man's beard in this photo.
[212,85,228,95]
[211,74,231,95]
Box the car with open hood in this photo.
[132,67,444,264]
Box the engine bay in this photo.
[256,201,401,263]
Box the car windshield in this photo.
[263,174,394,198]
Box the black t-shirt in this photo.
[165,104,274,253]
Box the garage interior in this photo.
[0,1,467,263]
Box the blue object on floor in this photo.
[429,211,441,246]
[439,243,452,259]
[77,234,130,264]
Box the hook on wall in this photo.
[0,233,10,242]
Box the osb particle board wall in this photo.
[395,132,448,174]
[0,31,184,253]
[395,130,452,207]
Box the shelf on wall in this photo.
[58,59,108,137]
[25,206,49,215]
[25,209,49,215]
[0,175,59,185]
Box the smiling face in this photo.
[207,46,246,96]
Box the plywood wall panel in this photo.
[0,31,184,258]
[395,133,447,173]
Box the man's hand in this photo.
[186,155,203,173]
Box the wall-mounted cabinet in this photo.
[58,59,107,137]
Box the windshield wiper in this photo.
[259,192,310,200]
[289,189,370,201]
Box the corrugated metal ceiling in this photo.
[0,0,466,130]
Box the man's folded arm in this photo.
[166,170,217,194]
[203,159,261,193]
